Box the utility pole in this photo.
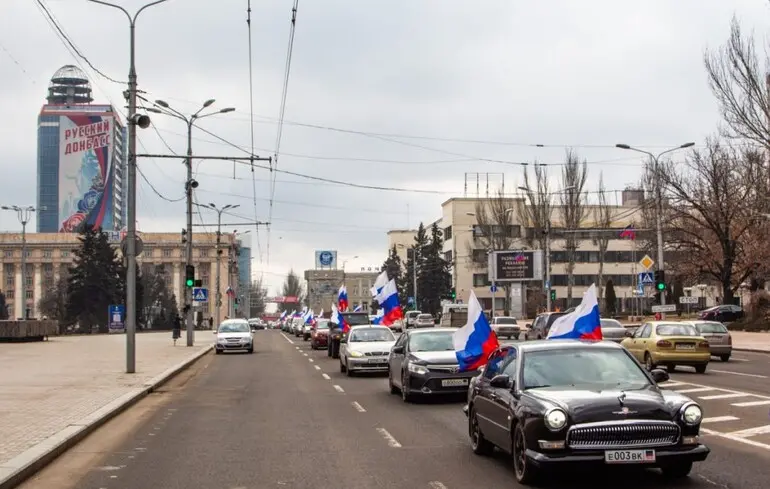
[146,100,235,346]
[2,206,35,318]
[88,0,168,373]
[199,203,239,327]
[545,220,552,311]
[616,142,695,318]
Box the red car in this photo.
[311,319,331,350]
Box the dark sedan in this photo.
[463,340,709,485]
[388,328,481,402]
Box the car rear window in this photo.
[694,322,728,334]
[656,324,698,336]
[495,317,517,324]
[600,319,623,329]
[418,314,432,320]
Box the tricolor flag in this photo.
[374,279,404,326]
[546,284,602,340]
[353,304,362,312]
[619,224,636,240]
[453,291,499,372]
[331,304,349,333]
[338,285,349,312]
[370,270,388,297]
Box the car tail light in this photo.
[656,340,672,347]
[699,341,709,348]
[727,335,732,345]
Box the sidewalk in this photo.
[730,331,770,353]
[0,331,212,488]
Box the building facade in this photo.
[36,65,126,233]
[303,268,380,314]
[0,231,238,323]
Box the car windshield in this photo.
[495,317,517,324]
[656,324,698,336]
[219,322,250,333]
[417,314,432,320]
[600,319,623,329]
[315,321,330,330]
[694,322,728,334]
[409,331,455,352]
[349,328,394,342]
[521,348,650,389]
[342,313,371,326]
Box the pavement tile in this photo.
[0,332,211,468]
[731,332,770,352]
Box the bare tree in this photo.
[660,138,770,302]
[594,173,613,303]
[560,150,589,302]
[517,164,553,313]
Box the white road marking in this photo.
[699,393,751,400]
[351,401,366,412]
[730,358,749,362]
[701,416,740,424]
[280,333,294,344]
[725,425,770,438]
[668,379,770,400]
[314,365,321,370]
[376,427,402,448]
[309,358,314,363]
[674,387,714,394]
[322,373,331,380]
[428,482,448,489]
[333,384,345,393]
[660,381,691,388]
[701,427,770,450]
[709,369,768,379]
[303,353,308,357]
[732,400,770,407]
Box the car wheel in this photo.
[661,462,693,479]
[340,360,347,373]
[247,347,254,354]
[346,363,354,376]
[695,364,707,374]
[215,349,222,355]
[388,368,399,394]
[468,406,494,455]
[645,352,655,371]
[401,372,413,403]
[327,344,332,357]
[720,354,731,362]
[512,423,539,484]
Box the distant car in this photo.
[214,319,254,354]
[699,305,743,323]
[491,316,520,339]
[311,319,330,350]
[404,310,422,329]
[525,312,567,340]
[683,320,732,362]
[621,321,710,373]
[599,318,627,343]
[248,318,265,331]
[339,325,396,376]
[414,314,434,328]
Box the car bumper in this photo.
[406,370,478,395]
[216,343,252,351]
[348,357,389,371]
[494,327,521,336]
[651,351,710,365]
[312,337,328,346]
[525,444,710,468]
[709,345,732,355]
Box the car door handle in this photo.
[489,393,498,400]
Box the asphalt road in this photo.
[37,331,770,489]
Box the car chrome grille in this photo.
[427,364,461,373]
[364,351,388,357]
[567,420,680,449]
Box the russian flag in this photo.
[453,291,499,372]
[375,279,404,326]
[546,283,602,340]
[619,224,636,240]
[353,304,362,312]
[338,285,349,312]
[279,311,287,319]
[331,304,349,333]
[303,310,314,325]
[372,309,384,325]
[370,270,388,297]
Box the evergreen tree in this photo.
[604,278,617,316]
[67,225,123,333]
[418,223,452,316]
[117,262,144,329]
[142,266,176,330]
[37,279,69,321]
[0,290,8,320]
[381,245,405,305]
[405,223,429,310]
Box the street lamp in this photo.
[616,142,695,314]
[465,208,514,317]
[341,256,359,271]
[2,205,35,318]
[199,203,239,328]
[147,99,235,346]
[518,185,575,312]
[87,0,170,374]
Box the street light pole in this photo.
[2,205,35,318]
[148,100,235,346]
[88,0,170,373]
[616,142,695,315]
[200,203,238,327]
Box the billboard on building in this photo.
[314,250,338,269]
[488,250,543,281]
[57,114,115,232]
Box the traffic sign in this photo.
[192,287,209,302]
[108,304,125,333]
[679,296,699,305]
[651,304,677,313]
[639,272,654,285]
[544,280,550,290]
[639,255,654,270]
[490,284,498,293]
[636,282,644,295]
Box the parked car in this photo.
[414,313,434,328]
[214,319,254,354]
[621,321,710,373]
[525,312,567,340]
[599,318,627,343]
[491,316,521,339]
[339,325,396,376]
[310,319,330,350]
[699,305,743,323]
[683,320,732,362]
[404,310,422,329]
[463,340,709,484]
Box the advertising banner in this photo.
[488,250,543,282]
[58,114,115,232]
[314,250,338,269]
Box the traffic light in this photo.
[655,270,666,292]
[185,265,195,288]
[450,288,457,300]
[181,229,187,244]
[550,290,556,301]
[194,279,203,287]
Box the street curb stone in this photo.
[734,347,770,355]
[0,344,213,489]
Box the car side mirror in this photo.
[624,330,634,337]
[490,374,512,389]
[525,323,532,328]
[391,345,404,354]
[213,330,218,334]
[650,368,669,383]
[340,338,347,344]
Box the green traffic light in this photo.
[186,279,194,287]
[657,283,665,291]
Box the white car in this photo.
[214,319,254,354]
[339,325,397,376]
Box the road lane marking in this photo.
[322,373,331,380]
[660,381,691,388]
[309,358,314,363]
[724,425,770,438]
[314,365,321,370]
[428,482,448,489]
[730,358,749,362]
[674,387,714,393]
[702,416,740,423]
[701,427,770,450]
[280,333,295,344]
[303,353,308,357]
[732,400,770,407]
[352,401,366,412]
[709,369,768,379]
[699,393,751,400]
[333,385,345,393]
[376,427,402,448]
[667,379,770,400]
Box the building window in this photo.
[444,250,453,262]
[5,290,13,299]
[4,250,12,258]
[61,250,69,258]
[25,290,33,299]
[163,249,173,258]
[23,250,31,258]
[199,249,209,258]
[473,273,490,287]
[444,226,452,240]
[43,250,53,259]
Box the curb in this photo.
[0,344,213,489]
[734,347,770,355]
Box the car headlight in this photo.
[681,403,703,425]
[408,363,429,375]
[544,408,567,431]
[217,338,227,344]
[349,350,364,358]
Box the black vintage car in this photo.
[463,340,709,485]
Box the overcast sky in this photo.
[2,0,769,294]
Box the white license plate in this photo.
[442,379,469,387]
[604,449,656,464]
[367,358,385,364]
[676,344,695,350]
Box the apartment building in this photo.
[0,231,239,322]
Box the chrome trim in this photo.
[544,408,567,431]
[679,401,703,426]
[427,364,461,373]
[566,419,680,450]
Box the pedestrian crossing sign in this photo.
[193,287,208,302]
